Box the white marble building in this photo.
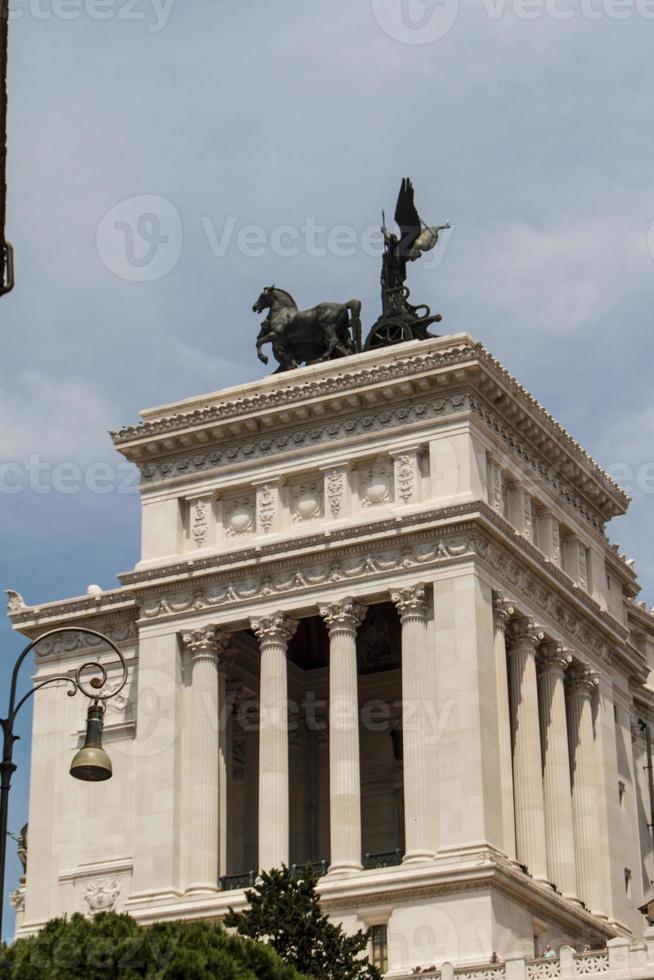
[8,334,654,978]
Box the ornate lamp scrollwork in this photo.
[0,626,130,937]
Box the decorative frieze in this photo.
[29,620,138,658]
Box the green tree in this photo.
[0,911,309,980]
[224,865,382,980]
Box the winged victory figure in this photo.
[365,178,450,349]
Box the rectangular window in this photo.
[371,925,389,974]
[625,868,632,898]
[618,781,626,807]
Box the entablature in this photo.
[8,503,647,686]
[111,335,628,527]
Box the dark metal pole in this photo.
[0,0,13,295]
[0,719,17,944]
[0,627,128,941]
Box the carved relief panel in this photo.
[222,491,257,542]
[184,494,216,553]
[288,474,324,526]
[357,457,394,510]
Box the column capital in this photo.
[537,641,573,678]
[632,718,647,743]
[181,625,232,668]
[320,597,366,635]
[391,582,428,622]
[507,618,544,654]
[250,612,298,646]
[493,593,516,633]
[567,662,599,699]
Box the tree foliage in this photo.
[0,911,309,980]
[224,865,382,980]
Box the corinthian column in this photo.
[251,612,298,872]
[567,663,604,915]
[493,594,517,862]
[320,598,366,875]
[391,583,436,863]
[507,619,549,882]
[181,625,231,894]
[537,643,579,902]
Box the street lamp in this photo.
[0,627,128,939]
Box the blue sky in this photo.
[1,0,653,940]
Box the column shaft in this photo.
[182,626,230,894]
[508,622,549,881]
[392,583,436,863]
[567,665,605,915]
[252,613,297,872]
[321,599,366,874]
[537,646,579,901]
[493,596,517,862]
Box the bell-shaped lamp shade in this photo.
[70,703,112,782]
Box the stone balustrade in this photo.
[390,934,654,980]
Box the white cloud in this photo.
[0,372,117,462]
[455,213,647,333]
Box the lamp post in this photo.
[1,627,128,940]
[0,0,14,295]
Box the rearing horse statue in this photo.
[253,286,362,373]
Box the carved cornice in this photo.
[110,336,627,525]
[391,583,428,622]
[128,387,610,533]
[319,598,367,635]
[112,340,480,445]
[135,391,470,488]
